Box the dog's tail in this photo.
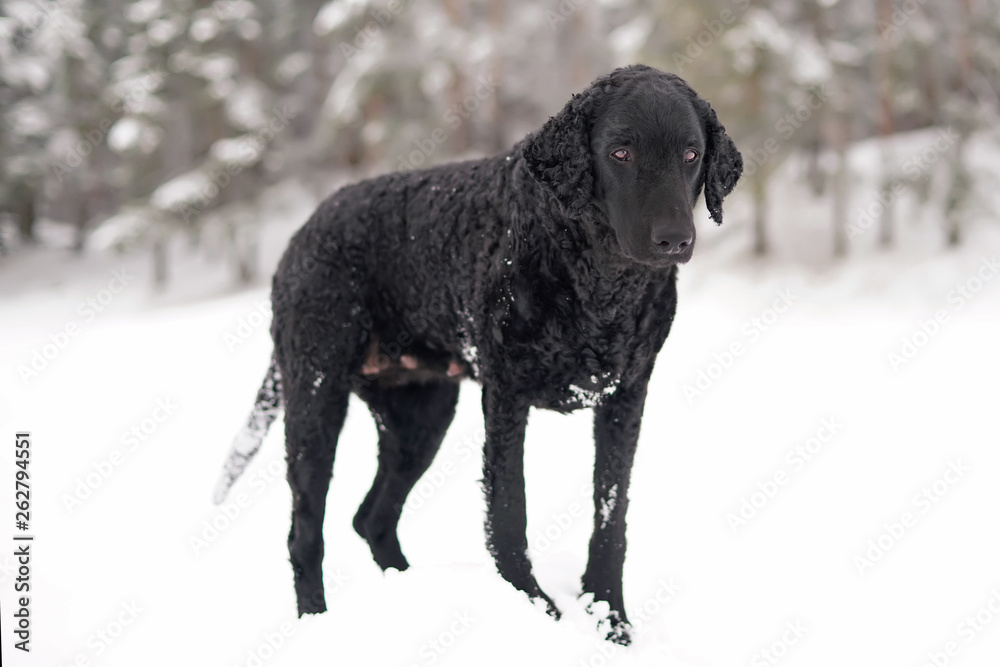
[213,355,283,504]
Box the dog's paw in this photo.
[531,591,562,620]
[582,594,632,646]
[295,585,328,617]
[597,612,632,646]
[296,601,327,617]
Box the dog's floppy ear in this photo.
[696,99,742,225]
[522,84,603,216]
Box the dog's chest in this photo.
[484,265,667,412]
[514,313,631,411]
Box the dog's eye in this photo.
[684,148,698,163]
[610,148,631,162]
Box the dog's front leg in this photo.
[582,377,649,645]
[481,384,560,618]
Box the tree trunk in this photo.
[73,215,88,253]
[805,135,825,197]
[916,5,944,127]
[827,102,850,257]
[442,0,470,155]
[810,0,851,257]
[152,237,168,288]
[944,0,974,248]
[746,47,768,255]
[945,136,970,247]
[13,182,37,244]
[227,207,260,286]
[955,0,974,95]
[71,174,89,253]
[570,7,592,91]
[752,174,769,256]
[486,0,506,152]
[831,137,849,257]
[237,232,258,285]
[946,213,962,247]
[876,0,895,249]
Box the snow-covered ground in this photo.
[1,130,999,666]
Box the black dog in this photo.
[214,64,742,644]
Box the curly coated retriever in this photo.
[214,64,742,644]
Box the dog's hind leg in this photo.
[283,363,352,616]
[353,381,460,571]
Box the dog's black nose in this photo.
[651,226,693,254]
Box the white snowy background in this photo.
[2,125,999,667]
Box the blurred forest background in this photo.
[1,0,999,287]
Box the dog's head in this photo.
[523,64,742,267]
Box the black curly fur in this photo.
[223,64,742,644]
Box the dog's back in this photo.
[271,152,518,364]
